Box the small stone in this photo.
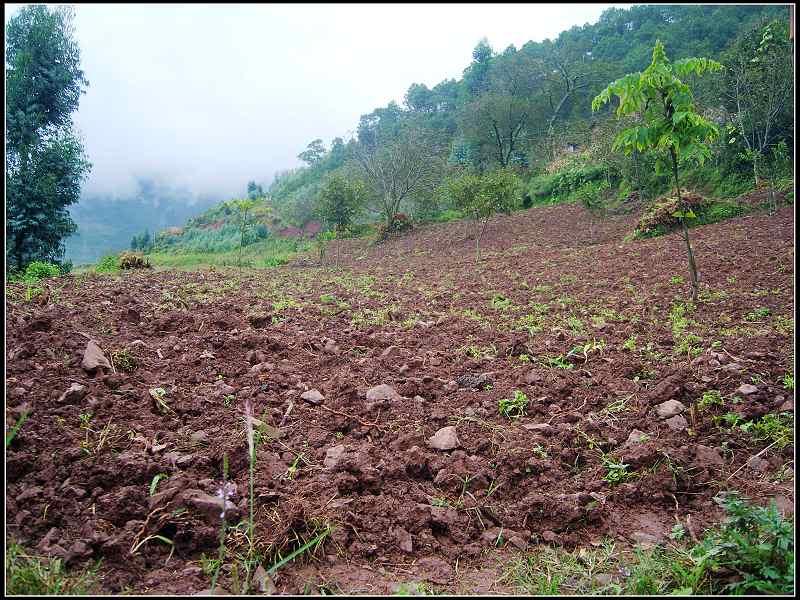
[300,389,324,405]
[664,414,688,431]
[366,384,401,402]
[737,383,759,396]
[694,444,723,468]
[621,429,648,448]
[380,346,402,358]
[324,445,346,469]
[509,535,528,550]
[654,399,687,419]
[541,530,557,542]
[58,383,88,404]
[253,565,277,594]
[722,362,745,373]
[522,423,552,432]
[81,340,111,374]
[395,527,413,553]
[185,489,238,523]
[747,456,769,472]
[779,399,793,412]
[191,431,209,445]
[427,426,460,451]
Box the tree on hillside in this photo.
[441,169,521,262]
[354,132,442,231]
[723,19,793,186]
[230,199,256,266]
[405,83,436,113]
[6,5,91,272]
[247,181,265,200]
[316,174,366,236]
[460,51,545,169]
[593,40,722,302]
[298,139,326,166]
[463,38,494,96]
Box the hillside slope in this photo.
[6,201,794,594]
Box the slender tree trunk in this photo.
[634,151,645,203]
[670,148,699,302]
[475,216,490,263]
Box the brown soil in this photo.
[5,203,795,594]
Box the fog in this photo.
[6,3,624,200]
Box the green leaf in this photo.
[149,473,168,496]
[670,587,694,595]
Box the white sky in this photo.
[6,3,628,198]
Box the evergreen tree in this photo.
[6,5,92,271]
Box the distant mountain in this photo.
[64,177,221,265]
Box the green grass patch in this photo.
[147,237,310,270]
[5,541,100,595]
[504,494,793,595]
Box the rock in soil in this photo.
[81,340,111,374]
[365,384,402,402]
[324,445,346,469]
[664,415,688,431]
[654,399,687,419]
[58,383,88,404]
[694,444,724,468]
[428,426,460,450]
[737,383,759,396]
[301,389,325,405]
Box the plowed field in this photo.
[5,203,795,594]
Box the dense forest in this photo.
[259,4,791,232]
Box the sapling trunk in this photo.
[476,216,490,263]
[670,148,699,302]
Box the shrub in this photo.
[635,190,749,238]
[22,261,60,281]
[681,493,795,594]
[95,255,121,273]
[118,252,152,269]
[316,174,366,234]
[529,164,609,204]
[377,213,413,239]
[634,190,706,237]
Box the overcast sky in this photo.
[6,3,627,199]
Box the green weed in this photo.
[499,391,529,419]
[697,390,723,411]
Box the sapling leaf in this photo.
[150,473,168,496]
